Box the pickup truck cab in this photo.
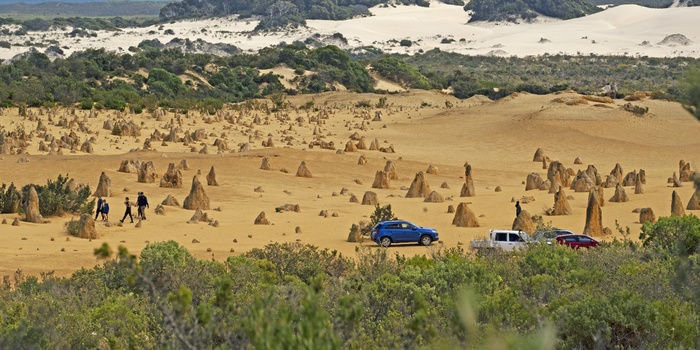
[470,229,531,251]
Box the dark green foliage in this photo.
[0,3,162,22]
[586,0,675,7]
[19,174,92,217]
[640,215,700,257]
[683,65,700,121]
[159,0,448,28]
[369,204,398,229]
[0,183,22,214]
[372,56,432,89]
[147,68,184,98]
[465,0,601,23]
[400,50,694,100]
[208,67,260,100]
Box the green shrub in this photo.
[640,214,700,257]
[355,99,371,108]
[399,39,412,47]
[21,174,92,217]
[80,98,93,110]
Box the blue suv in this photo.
[370,220,439,247]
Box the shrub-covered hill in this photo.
[464,0,601,23]
[159,0,465,30]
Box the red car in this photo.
[555,234,600,249]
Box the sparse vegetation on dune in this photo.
[0,44,697,111]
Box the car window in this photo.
[400,223,411,229]
[564,236,578,242]
[509,233,521,242]
[385,224,399,229]
[495,233,507,241]
[578,236,592,242]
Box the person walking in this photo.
[515,201,522,218]
[120,197,133,223]
[95,196,104,220]
[611,82,618,99]
[101,200,110,222]
[137,192,150,220]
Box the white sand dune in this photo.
[1,3,699,60]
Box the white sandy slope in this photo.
[0,2,699,60]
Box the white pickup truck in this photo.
[469,229,532,251]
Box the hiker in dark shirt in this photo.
[137,192,150,220]
[95,196,103,220]
[515,201,522,218]
[120,197,133,223]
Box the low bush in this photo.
[20,174,93,216]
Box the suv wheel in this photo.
[420,235,432,246]
[379,237,392,247]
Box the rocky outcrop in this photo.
[347,223,362,242]
[93,172,112,197]
[137,161,156,183]
[634,173,644,194]
[639,208,656,224]
[552,187,572,215]
[547,161,570,194]
[525,173,549,191]
[183,176,210,211]
[344,140,357,152]
[254,211,270,225]
[461,163,475,197]
[533,148,546,162]
[424,191,445,203]
[178,159,191,170]
[295,161,313,178]
[583,189,603,237]
[260,157,272,170]
[512,209,535,234]
[604,163,624,188]
[73,213,97,239]
[206,166,218,186]
[571,170,595,193]
[160,163,183,189]
[426,165,439,175]
[688,189,700,210]
[671,190,685,216]
[452,202,479,227]
[361,191,379,205]
[609,183,629,203]
[118,160,139,173]
[24,186,43,223]
[680,160,694,182]
[406,171,431,198]
[162,194,181,207]
[358,155,367,165]
[384,161,398,180]
[371,171,390,189]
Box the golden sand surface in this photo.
[0,89,698,277]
